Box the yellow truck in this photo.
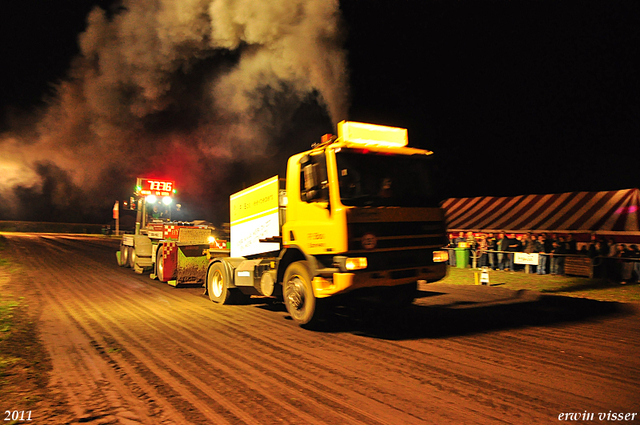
[206,121,448,326]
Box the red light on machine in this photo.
[136,178,175,197]
[321,133,334,144]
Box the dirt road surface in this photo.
[3,234,639,424]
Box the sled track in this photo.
[5,234,640,424]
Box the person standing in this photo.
[588,236,599,259]
[605,238,617,279]
[507,233,520,271]
[550,240,566,275]
[477,234,488,268]
[617,244,633,284]
[447,233,457,267]
[629,244,640,283]
[497,232,509,271]
[608,239,617,257]
[566,234,577,255]
[466,231,476,248]
[486,233,498,270]
[557,236,567,275]
[524,234,537,273]
[466,232,477,267]
[536,234,547,274]
[591,240,608,278]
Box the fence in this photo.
[0,220,108,234]
[445,247,640,281]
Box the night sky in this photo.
[342,0,640,198]
[1,0,639,224]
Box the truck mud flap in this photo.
[172,244,209,286]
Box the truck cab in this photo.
[117,178,216,284]
[208,121,448,326]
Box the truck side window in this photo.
[339,167,362,200]
[299,153,327,202]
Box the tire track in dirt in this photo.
[49,291,321,425]
[10,235,192,424]
[36,234,487,423]
[6,234,640,424]
[48,246,427,424]
[131,288,515,424]
[0,237,600,422]
[89,283,525,423]
[30,237,464,422]
[12,235,422,424]
[24,236,254,424]
[102,292,481,424]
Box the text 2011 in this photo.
[4,411,32,421]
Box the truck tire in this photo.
[207,262,233,304]
[119,241,129,267]
[128,246,137,269]
[156,246,167,282]
[283,261,320,326]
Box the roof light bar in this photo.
[337,121,408,148]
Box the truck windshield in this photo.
[336,149,439,207]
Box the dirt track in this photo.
[4,234,640,424]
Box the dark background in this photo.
[342,0,640,198]
[1,0,639,224]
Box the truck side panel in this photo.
[229,176,281,257]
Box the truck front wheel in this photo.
[283,261,320,326]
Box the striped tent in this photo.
[441,189,640,238]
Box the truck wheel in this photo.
[283,261,320,326]
[119,241,128,267]
[156,246,166,282]
[207,262,232,304]
[128,246,137,269]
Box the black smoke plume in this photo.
[0,0,349,224]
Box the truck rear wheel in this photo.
[128,246,137,269]
[119,241,129,267]
[156,246,167,282]
[207,262,233,304]
[283,261,320,326]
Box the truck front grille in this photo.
[347,221,446,272]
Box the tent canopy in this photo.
[441,188,640,235]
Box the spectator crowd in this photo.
[446,231,640,284]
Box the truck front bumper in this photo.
[312,262,447,298]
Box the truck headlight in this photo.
[333,256,368,271]
[433,250,448,263]
[345,257,368,270]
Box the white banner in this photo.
[231,213,280,257]
[514,252,539,265]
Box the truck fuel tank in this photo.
[234,259,277,297]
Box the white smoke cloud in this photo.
[0,0,349,221]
